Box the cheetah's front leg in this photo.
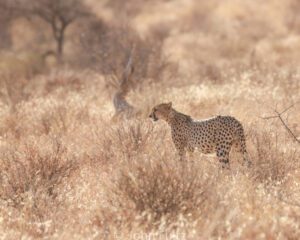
[172,133,187,161]
[216,147,230,169]
[177,146,187,161]
[174,142,187,161]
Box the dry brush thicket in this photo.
[0,0,300,239]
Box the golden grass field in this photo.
[0,0,299,239]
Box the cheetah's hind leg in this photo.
[216,145,230,169]
[234,133,252,168]
[242,151,252,168]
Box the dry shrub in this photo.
[1,102,75,138]
[40,105,70,135]
[0,81,93,139]
[247,125,300,184]
[40,102,89,135]
[92,120,168,164]
[111,156,215,226]
[0,137,78,238]
[42,69,85,94]
[0,138,77,208]
[94,121,217,229]
[0,71,30,111]
[107,121,154,156]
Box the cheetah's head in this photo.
[149,102,172,122]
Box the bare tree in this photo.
[7,0,91,63]
[0,0,15,49]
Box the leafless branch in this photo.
[261,104,300,144]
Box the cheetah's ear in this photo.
[166,102,172,108]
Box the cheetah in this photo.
[149,102,251,168]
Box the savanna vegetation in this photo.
[0,0,299,239]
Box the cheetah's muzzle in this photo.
[149,113,158,122]
[149,114,158,121]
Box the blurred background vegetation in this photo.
[1,0,300,75]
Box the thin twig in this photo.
[276,111,300,143]
[261,115,278,120]
[261,104,300,144]
[279,103,295,115]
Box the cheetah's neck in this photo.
[167,109,192,126]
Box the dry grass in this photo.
[0,0,300,239]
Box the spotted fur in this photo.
[149,102,251,168]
